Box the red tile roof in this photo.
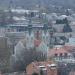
[64,45,75,51]
[26,61,57,75]
[48,45,75,57]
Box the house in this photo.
[26,61,57,75]
[65,37,75,46]
[48,45,74,63]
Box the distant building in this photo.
[65,37,75,46]
[0,37,10,72]
[5,32,26,53]
[53,24,65,33]
[4,8,39,23]
[14,37,49,56]
[48,45,75,63]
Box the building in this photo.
[0,37,10,72]
[65,37,75,46]
[14,37,49,58]
[48,45,75,63]
[26,61,57,75]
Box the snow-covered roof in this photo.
[13,16,26,21]
[47,64,56,67]
[54,45,63,48]
[11,9,30,14]
[71,14,75,17]
[70,22,75,25]
[51,13,58,17]
[39,65,45,68]
[47,13,58,21]
[42,13,46,15]
[58,15,67,20]
[66,37,75,46]
[67,16,74,21]
[42,68,47,70]
[5,8,39,14]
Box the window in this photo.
[55,54,58,57]
[60,53,63,57]
[32,72,39,75]
[64,53,67,57]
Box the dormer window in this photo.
[64,53,67,57]
[60,53,63,57]
[55,54,58,57]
